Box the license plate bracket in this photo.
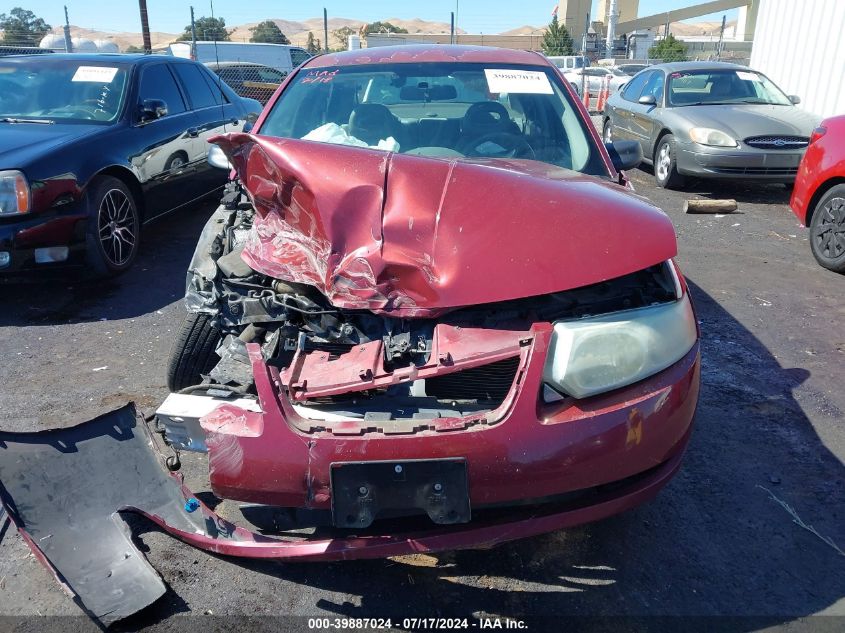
[331,459,470,529]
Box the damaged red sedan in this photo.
[0,46,700,624]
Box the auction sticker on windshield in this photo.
[484,68,553,94]
[736,71,761,82]
[72,66,119,83]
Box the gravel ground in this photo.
[0,154,843,632]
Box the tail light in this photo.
[809,126,827,145]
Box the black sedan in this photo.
[0,54,261,277]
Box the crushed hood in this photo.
[214,134,677,317]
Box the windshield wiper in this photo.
[0,117,55,124]
[677,101,737,107]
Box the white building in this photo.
[750,0,845,118]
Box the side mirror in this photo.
[139,98,167,122]
[208,144,232,170]
[638,94,657,106]
[788,95,801,105]
[605,140,643,172]
[242,121,254,133]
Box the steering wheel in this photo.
[460,101,514,138]
[463,132,536,159]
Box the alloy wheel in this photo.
[97,188,136,267]
[814,196,845,260]
[656,142,671,181]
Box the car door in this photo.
[129,61,203,217]
[628,70,665,158]
[608,71,652,142]
[170,62,246,199]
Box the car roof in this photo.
[648,60,750,73]
[305,45,548,69]
[0,53,195,65]
[206,61,277,69]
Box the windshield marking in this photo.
[484,69,553,94]
[71,66,119,83]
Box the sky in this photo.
[24,1,740,35]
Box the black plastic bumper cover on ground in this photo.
[0,404,201,625]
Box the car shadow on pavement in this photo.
[116,280,844,631]
[0,202,215,328]
[635,166,794,207]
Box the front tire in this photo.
[809,184,845,273]
[166,312,223,391]
[84,176,140,276]
[654,135,686,189]
[603,119,613,143]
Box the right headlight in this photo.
[688,127,738,148]
[0,170,31,216]
[542,293,697,400]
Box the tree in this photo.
[305,31,321,54]
[249,20,289,44]
[0,7,51,47]
[125,44,145,53]
[648,33,687,62]
[177,16,230,42]
[361,21,408,36]
[331,26,356,51]
[541,15,574,56]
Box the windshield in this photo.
[0,58,129,123]
[667,68,792,106]
[259,61,608,176]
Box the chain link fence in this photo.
[205,61,287,104]
[0,45,53,56]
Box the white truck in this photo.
[168,42,311,75]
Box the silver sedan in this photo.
[601,61,820,189]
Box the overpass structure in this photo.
[558,0,760,47]
[617,0,759,41]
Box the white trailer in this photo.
[750,0,845,118]
[168,42,311,75]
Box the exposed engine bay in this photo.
[173,180,680,442]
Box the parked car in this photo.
[790,116,845,273]
[546,54,589,72]
[0,54,261,277]
[206,61,287,104]
[602,61,820,188]
[169,41,311,76]
[565,65,628,97]
[615,62,650,76]
[0,45,701,623]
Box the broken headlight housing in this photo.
[542,281,697,399]
[0,170,30,216]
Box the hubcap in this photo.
[814,196,845,260]
[657,142,671,181]
[169,156,185,170]
[97,189,136,267]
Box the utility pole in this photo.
[323,7,329,53]
[605,0,618,58]
[450,12,455,44]
[63,5,73,53]
[581,12,589,99]
[716,14,726,60]
[190,6,197,59]
[139,0,152,53]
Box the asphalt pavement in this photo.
[0,163,843,632]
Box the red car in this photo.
[790,115,845,273]
[0,46,700,624]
